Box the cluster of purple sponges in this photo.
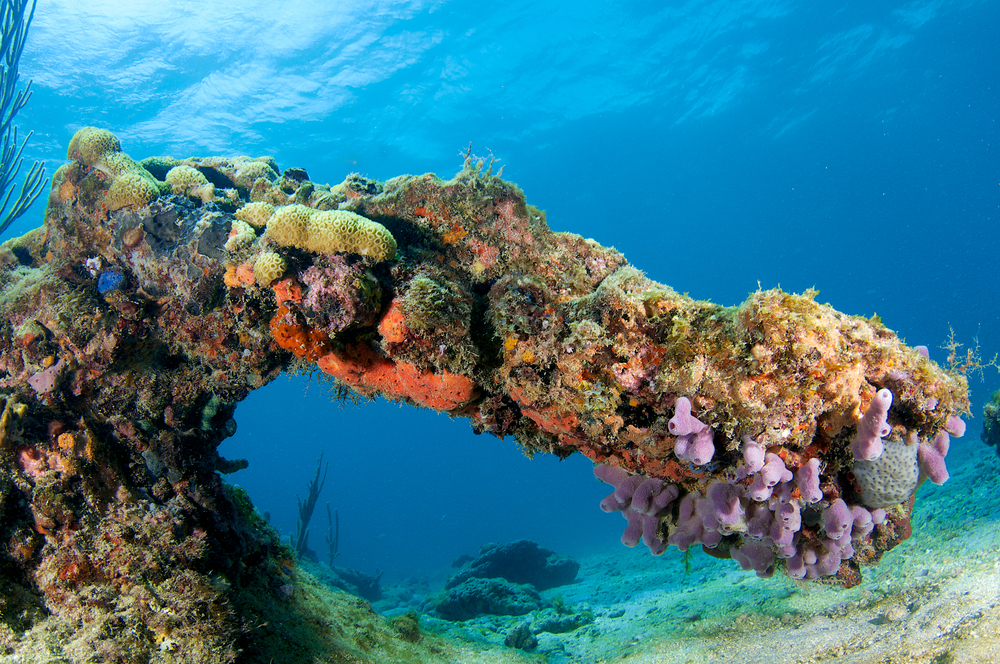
[853,387,963,485]
[594,464,678,555]
[595,388,966,581]
[593,433,890,580]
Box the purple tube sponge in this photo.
[918,431,950,485]
[823,499,853,541]
[851,506,873,539]
[944,415,966,437]
[668,397,705,436]
[666,494,702,552]
[770,500,800,549]
[745,502,773,539]
[851,388,893,461]
[667,494,722,551]
[731,540,775,578]
[737,435,765,478]
[748,453,793,501]
[795,457,823,504]
[633,479,680,515]
[669,397,715,466]
[706,481,744,530]
[594,464,679,555]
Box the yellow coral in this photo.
[253,251,286,287]
[166,165,209,188]
[235,202,275,229]
[105,173,159,212]
[67,127,161,211]
[233,157,278,189]
[67,127,120,166]
[266,205,312,248]
[225,220,257,253]
[266,204,396,261]
[166,165,215,203]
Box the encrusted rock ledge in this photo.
[0,128,969,661]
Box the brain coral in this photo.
[138,156,182,180]
[67,126,121,166]
[266,204,396,261]
[852,438,920,507]
[225,220,257,253]
[166,165,209,188]
[166,165,215,203]
[233,157,279,189]
[235,202,275,229]
[67,127,160,211]
[105,173,160,212]
[253,251,287,287]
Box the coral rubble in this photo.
[0,128,970,659]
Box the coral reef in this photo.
[0,127,971,659]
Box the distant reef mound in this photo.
[0,128,969,661]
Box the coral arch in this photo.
[0,129,969,661]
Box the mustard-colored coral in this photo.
[67,127,120,166]
[233,157,278,190]
[166,165,208,189]
[266,204,396,261]
[253,251,286,287]
[166,165,215,203]
[225,220,257,253]
[67,127,160,211]
[235,202,275,229]
[105,173,160,212]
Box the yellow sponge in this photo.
[266,204,396,261]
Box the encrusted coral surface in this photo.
[0,129,970,659]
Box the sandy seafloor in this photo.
[362,440,1000,664]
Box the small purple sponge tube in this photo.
[795,457,823,503]
[749,453,793,501]
[669,397,715,466]
[851,505,874,538]
[731,540,775,578]
[739,436,765,478]
[944,415,966,437]
[918,431,950,485]
[666,494,702,551]
[668,397,706,436]
[707,482,744,529]
[746,502,773,539]
[823,499,853,540]
[851,388,893,461]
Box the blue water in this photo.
[11,0,999,582]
